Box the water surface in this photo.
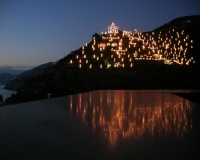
[0,90,199,159]
[69,90,200,159]
[0,85,16,101]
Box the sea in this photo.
[0,85,16,101]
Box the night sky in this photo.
[0,0,199,70]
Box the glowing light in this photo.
[92,45,95,51]
[108,22,119,33]
[71,24,195,68]
[107,63,111,68]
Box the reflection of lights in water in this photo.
[69,90,193,145]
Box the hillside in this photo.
[0,73,16,85]
[4,15,200,105]
[154,15,200,60]
[154,15,200,36]
[4,62,54,90]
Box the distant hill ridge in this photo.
[4,62,54,90]
[0,73,15,85]
[17,62,54,78]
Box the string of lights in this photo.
[69,23,195,68]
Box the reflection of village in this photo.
[69,90,193,145]
[69,23,195,68]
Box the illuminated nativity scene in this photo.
[68,23,195,69]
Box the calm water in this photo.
[68,90,200,159]
[0,90,199,159]
[0,85,16,101]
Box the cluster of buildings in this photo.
[68,23,195,68]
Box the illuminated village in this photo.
[69,23,195,68]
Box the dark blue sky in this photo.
[0,0,199,69]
